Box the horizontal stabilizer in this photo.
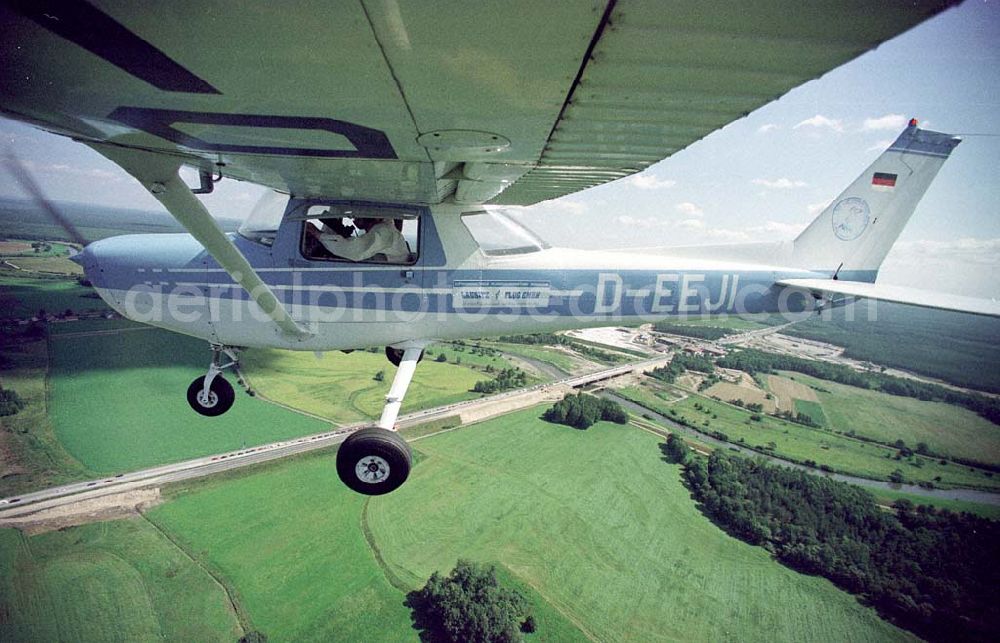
[776,279,1000,318]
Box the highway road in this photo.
[0,356,669,519]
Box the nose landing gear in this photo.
[187,345,240,416]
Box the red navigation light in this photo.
[909,118,919,127]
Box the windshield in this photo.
[238,190,289,246]
[461,208,550,256]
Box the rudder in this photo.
[791,121,960,281]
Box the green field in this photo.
[793,398,827,427]
[482,341,582,374]
[0,340,90,496]
[368,408,910,641]
[242,347,506,424]
[619,380,999,490]
[867,488,1000,521]
[144,409,910,641]
[0,520,242,641]
[47,328,330,474]
[0,275,110,318]
[778,371,1000,465]
[1,255,82,276]
[147,451,414,641]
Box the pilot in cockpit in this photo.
[306,213,410,263]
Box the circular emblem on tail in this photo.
[831,197,871,241]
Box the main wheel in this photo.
[336,427,412,495]
[385,346,423,367]
[186,375,235,417]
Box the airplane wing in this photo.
[0,0,957,207]
[776,278,1000,318]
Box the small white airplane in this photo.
[2,1,992,495]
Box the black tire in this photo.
[336,428,412,495]
[385,346,423,368]
[186,375,235,417]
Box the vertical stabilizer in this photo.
[791,121,960,281]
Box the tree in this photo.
[410,560,529,642]
[373,370,385,382]
[239,632,268,643]
[663,433,688,463]
[889,469,905,484]
[436,353,448,363]
[543,393,628,430]
[0,386,25,417]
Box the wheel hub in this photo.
[355,456,390,484]
[197,391,218,407]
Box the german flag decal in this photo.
[872,172,897,187]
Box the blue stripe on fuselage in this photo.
[91,265,823,317]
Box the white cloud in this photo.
[751,177,807,190]
[862,113,908,131]
[675,202,704,217]
[627,174,676,190]
[614,214,664,229]
[704,228,750,242]
[890,238,1000,265]
[677,218,705,231]
[534,198,588,216]
[806,201,830,217]
[793,114,844,132]
[879,238,1000,298]
[752,220,807,236]
[19,159,122,182]
[866,139,894,152]
[757,123,778,134]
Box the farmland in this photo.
[774,371,1000,465]
[241,344,526,424]
[145,408,908,642]
[0,339,90,496]
[0,519,242,641]
[46,328,330,474]
[617,380,1000,490]
[0,275,109,319]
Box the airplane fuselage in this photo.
[74,204,829,351]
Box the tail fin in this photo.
[791,121,960,281]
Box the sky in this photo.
[1,1,998,297]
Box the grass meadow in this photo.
[778,371,1000,465]
[368,408,912,641]
[47,328,330,474]
[0,275,109,318]
[618,382,999,490]
[144,408,914,642]
[0,520,241,641]
[241,347,506,424]
[0,340,90,496]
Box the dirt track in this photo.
[0,489,161,534]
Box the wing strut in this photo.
[89,144,312,340]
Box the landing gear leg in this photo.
[337,345,423,495]
[186,345,239,416]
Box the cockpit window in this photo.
[238,190,288,246]
[461,209,550,256]
[299,204,418,264]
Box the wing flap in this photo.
[777,279,1000,318]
